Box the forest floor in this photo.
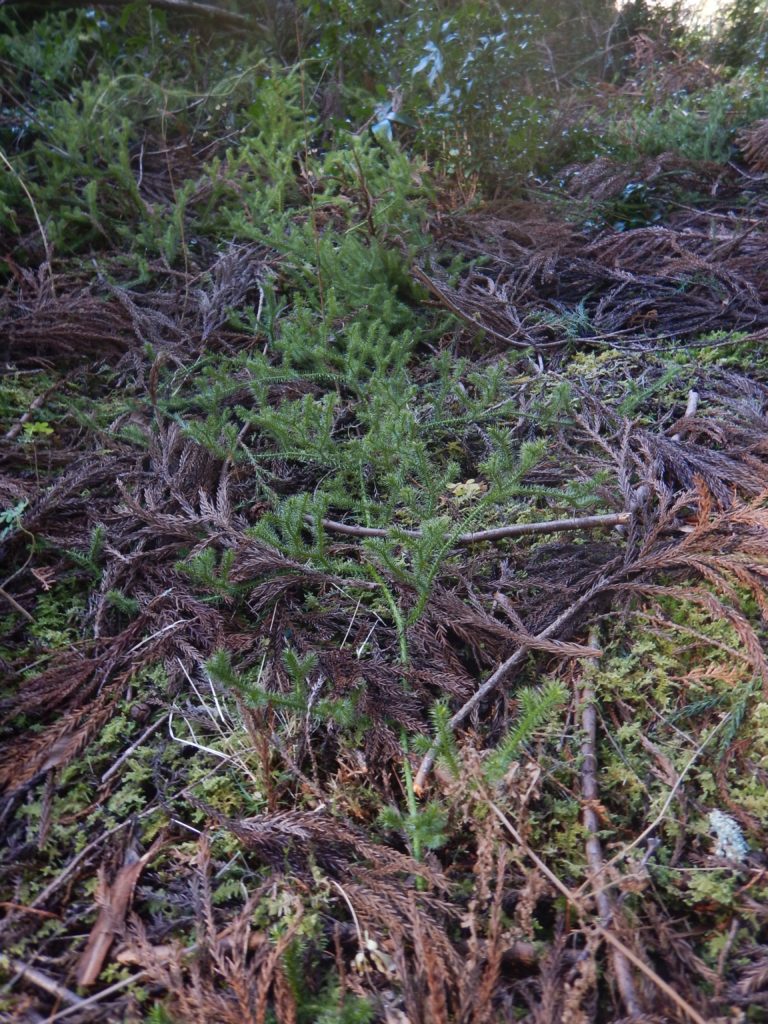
[2,10,768,1024]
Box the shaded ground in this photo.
[3,19,768,1023]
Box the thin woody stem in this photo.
[580,628,641,1018]
[413,578,607,794]
[310,510,630,546]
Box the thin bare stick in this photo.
[671,390,700,443]
[0,902,58,919]
[486,800,710,1024]
[413,578,607,794]
[100,715,167,784]
[28,820,132,909]
[76,834,167,987]
[579,630,640,1018]
[5,957,83,1008]
[47,971,148,1022]
[5,380,64,442]
[0,585,34,623]
[574,711,731,900]
[715,917,740,997]
[312,510,630,546]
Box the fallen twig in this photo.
[0,902,59,919]
[100,715,167,785]
[579,629,640,1018]
[0,585,33,623]
[495,592,603,657]
[4,380,65,442]
[311,510,630,546]
[76,834,167,987]
[413,578,607,794]
[5,957,83,1009]
[46,971,148,1023]
[671,389,700,443]
[574,711,732,902]
[28,820,132,910]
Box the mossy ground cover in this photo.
[2,4,768,1022]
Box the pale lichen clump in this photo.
[708,809,749,862]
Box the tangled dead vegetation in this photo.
[3,245,278,367]
[419,163,768,354]
[3,348,768,797]
[3,130,768,1024]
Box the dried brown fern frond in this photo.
[624,33,721,96]
[122,822,458,1022]
[0,247,281,369]
[514,928,575,1024]
[614,488,768,688]
[410,893,451,1024]
[1,292,136,364]
[459,847,507,1024]
[126,896,302,1024]
[561,154,689,203]
[196,243,275,341]
[119,834,304,1023]
[0,587,236,792]
[0,654,96,720]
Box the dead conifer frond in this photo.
[222,808,448,891]
[423,186,768,350]
[738,120,768,173]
